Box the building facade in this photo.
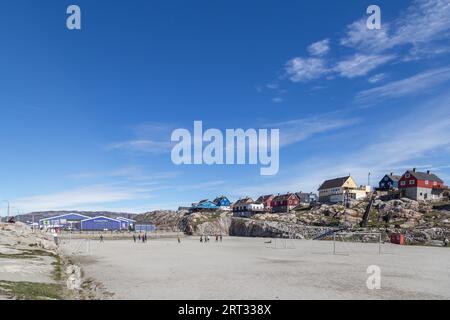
[255,195,275,212]
[80,216,122,231]
[379,173,401,190]
[212,196,232,211]
[271,193,300,213]
[39,213,90,230]
[398,169,446,201]
[318,176,369,203]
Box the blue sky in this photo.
[1,0,450,214]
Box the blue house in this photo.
[213,196,232,210]
[190,199,219,212]
[39,213,90,230]
[117,217,136,230]
[379,173,401,190]
[81,216,122,231]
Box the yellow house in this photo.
[318,176,369,203]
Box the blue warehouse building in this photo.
[117,217,136,230]
[81,216,122,231]
[39,213,90,230]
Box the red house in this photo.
[398,168,446,201]
[256,194,275,212]
[271,193,300,213]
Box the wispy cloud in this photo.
[271,114,361,147]
[308,39,330,57]
[14,184,160,212]
[355,66,450,103]
[368,73,387,84]
[230,93,450,197]
[108,122,175,153]
[333,54,395,78]
[282,0,450,85]
[285,57,328,82]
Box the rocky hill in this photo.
[134,198,450,245]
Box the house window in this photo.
[381,182,385,187]
[401,181,406,186]
[409,180,415,185]
[425,180,429,185]
[433,181,437,186]
[405,173,410,178]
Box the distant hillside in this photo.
[10,211,138,224]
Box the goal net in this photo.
[332,232,382,256]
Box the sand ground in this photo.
[61,236,450,300]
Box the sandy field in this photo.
[61,236,450,300]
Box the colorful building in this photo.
[378,173,401,190]
[80,216,122,231]
[255,195,275,212]
[39,213,90,230]
[212,196,232,211]
[398,169,446,201]
[271,193,300,213]
[318,176,370,203]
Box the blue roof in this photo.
[194,201,219,209]
[39,213,90,223]
[117,217,136,222]
[81,216,121,223]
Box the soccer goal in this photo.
[332,232,382,256]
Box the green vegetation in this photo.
[52,255,63,281]
[0,248,56,260]
[0,280,63,300]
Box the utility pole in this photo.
[1,200,10,222]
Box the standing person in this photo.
[177,236,181,243]
[100,235,104,242]
[220,235,223,242]
[138,234,141,241]
[144,233,148,242]
[142,234,145,243]
[133,234,136,243]
[200,236,203,243]
[215,235,218,242]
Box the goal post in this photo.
[332,232,382,255]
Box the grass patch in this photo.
[52,255,63,281]
[0,280,63,300]
[0,248,56,260]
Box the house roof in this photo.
[256,194,274,203]
[318,176,351,191]
[406,170,443,183]
[81,216,121,223]
[117,217,136,222]
[233,197,254,206]
[382,173,401,182]
[387,174,402,182]
[272,193,298,202]
[39,213,90,223]
[213,196,229,205]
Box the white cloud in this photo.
[107,139,172,153]
[334,54,395,78]
[272,97,283,103]
[230,94,450,197]
[368,73,387,84]
[356,66,450,103]
[285,57,328,82]
[271,114,361,147]
[14,184,160,212]
[308,39,330,57]
[283,0,450,84]
[341,0,450,57]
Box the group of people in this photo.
[133,233,148,243]
[200,235,222,243]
